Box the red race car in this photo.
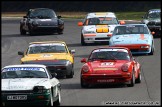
[80,47,141,88]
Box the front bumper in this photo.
[83,33,112,43]
[30,25,64,33]
[81,73,132,85]
[47,64,73,77]
[2,92,51,106]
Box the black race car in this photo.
[20,8,64,35]
[141,9,161,36]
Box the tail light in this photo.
[121,64,129,72]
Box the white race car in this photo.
[1,64,61,106]
[78,12,125,45]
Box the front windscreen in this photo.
[28,43,67,54]
[89,49,130,61]
[85,17,118,25]
[2,67,48,79]
[113,25,149,35]
[148,10,161,18]
[29,9,56,18]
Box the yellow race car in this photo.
[18,41,75,78]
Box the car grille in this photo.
[2,90,33,94]
[148,21,161,26]
[47,66,66,72]
[95,37,110,40]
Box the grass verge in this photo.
[2,12,145,20]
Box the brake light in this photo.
[121,64,129,72]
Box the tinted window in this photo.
[148,11,161,18]
[113,25,149,35]
[28,45,67,54]
[85,17,118,25]
[29,9,56,18]
[89,51,130,60]
[2,67,48,79]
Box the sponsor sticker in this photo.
[29,43,65,47]
[3,67,45,72]
[93,49,128,53]
[101,62,114,66]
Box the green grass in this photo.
[2,12,145,20]
[116,12,145,20]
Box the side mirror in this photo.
[78,22,83,26]
[51,73,57,78]
[151,31,155,35]
[81,58,87,63]
[57,16,61,19]
[70,49,75,54]
[23,16,28,18]
[120,20,125,25]
[18,51,24,55]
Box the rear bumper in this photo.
[111,44,152,54]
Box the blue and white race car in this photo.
[109,24,155,55]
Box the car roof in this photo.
[87,12,116,18]
[93,46,130,52]
[114,24,147,27]
[29,41,66,45]
[149,9,161,12]
[29,8,52,11]
[2,64,47,69]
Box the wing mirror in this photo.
[81,58,87,63]
[78,22,83,26]
[70,49,75,54]
[23,16,28,18]
[151,31,155,35]
[52,73,57,78]
[57,16,61,19]
[119,20,125,25]
[18,51,24,56]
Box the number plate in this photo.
[7,95,27,100]
[97,79,115,83]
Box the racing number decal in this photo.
[101,62,114,66]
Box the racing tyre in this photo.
[127,72,135,87]
[149,45,154,55]
[57,29,63,34]
[66,69,74,78]
[20,26,26,35]
[81,78,89,88]
[48,90,54,106]
[81,34,86,46]
[54,89,61,106]
[135,72,141,83]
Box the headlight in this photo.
[82,64,90,72]
[141,45,150,48]
[121,63,129,72]
[32,21,38,26]
[66,60,72,66]
[84,31,95,34]
[58,20,63,25]
[33,86,49,93]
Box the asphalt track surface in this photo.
[1,18,161,106]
